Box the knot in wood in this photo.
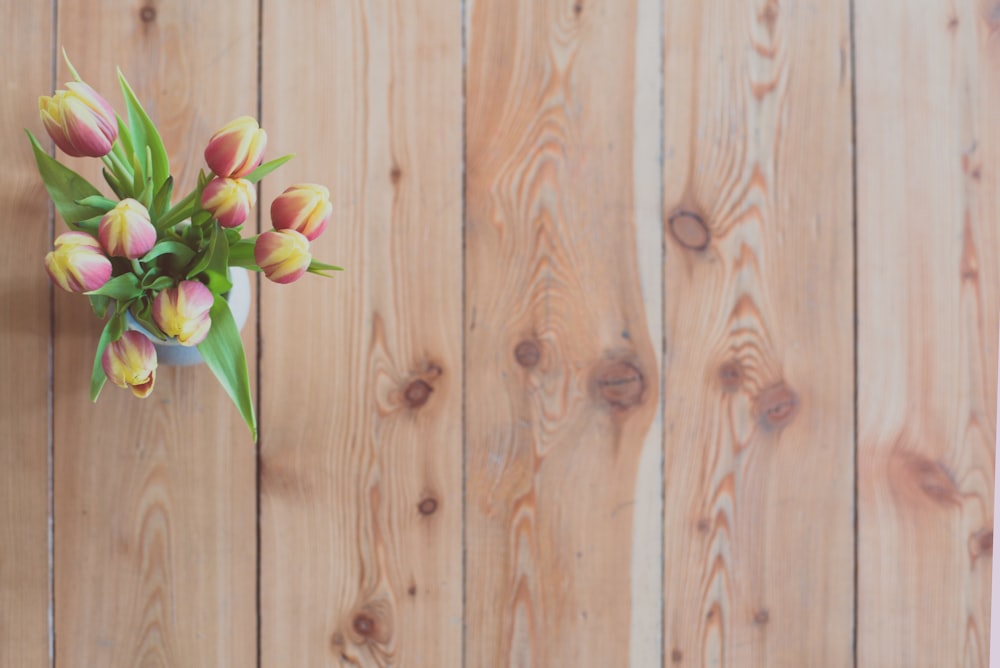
[353,613,376,638]
[979,530,994,553]
[404,380,433,409]
[595,361,645,409]
[418,497,438,516]
[753,608,770,625]
[754,383,799,430]
[514,340,541,368]
[139,4,157,22]
[717,360,743,392]
[390,165,402,184]
[671,649,684,663]
[669,211,710,251]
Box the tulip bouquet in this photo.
[30,54,340,440]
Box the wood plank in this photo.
[0,2,54,664]
[258,1,463,665]
[661,0,854,665]
[856,2,996,665]
[465,0,662,664]
[53,2,258,664]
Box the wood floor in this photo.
[0,0,993,666]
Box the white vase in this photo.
[125,267,251,366]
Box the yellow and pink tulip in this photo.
[98,198,157,259]
[152,280,214,346]
[39,81,118,158]
[270,183,332,241]
[102,331,157,398]
[254,229,312,284]
[201,176,256,228]
[203,116,267,179]
[44,232,112,293]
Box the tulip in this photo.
[102,331,157,398]
[152,280,214,346]
[270,183,332,241]
[98,198,156,259]
[203,116,267,178]
[254,229,312,284]
[44,232,112,293]
[39,81,118,158]
[201,176,256,228]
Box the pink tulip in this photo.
[254,229,312,284]
[102,331,157,398]
[203,116,267,178]
[270,183,332,241]
[39,81,118,158]
[44,232,112,293]
[98,198,156,259]
[201,176,256,228]
[152,280,214,346]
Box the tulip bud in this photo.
[201,177,256,228]
[102,331,157,398]
[203,116,267,178]
[270,183,332,241]
[98,198,157,259]
[254,229,312,284]
[44,232,113,293]
[152,280,214,346]
[39,81,118,158]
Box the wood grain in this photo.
[259,1,463,665]
[856,1,997,665]
[0,1,54,664]
[52,1,258,665]
[465,0,661,664]
[662,0,854,665]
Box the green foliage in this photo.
[197,294,256,440]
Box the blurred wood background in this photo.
[0,0,994,666]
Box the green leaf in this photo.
[152,176,174,220]
[88,294,110,318]
[186,225,218,279]
[75,195,116,212]
[73,214,102,235]
[86,273,142,301]
[141,240,196,266]
[197,295,256,440]
[116,114,134,160]
[156,188,199,232]
[103,168,126,200]
[224,228,243,245]
[144,276,174,292]
[308,258,344,272]
[118,69,170,193]
[202,228,232,295]
[90,315,121,402]
[131,299,167,340]
[244,154,294,184]
[26,130,107,226]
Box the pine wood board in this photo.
[856,1,997,665]
[0,1,54,664]
[258,1,464,665]
[662,0,855,665]
[465,0,662,664]
[51,1,258,664]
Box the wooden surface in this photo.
[662,0,855,665]
[259,1,463,665]
[0,0,53,665]
[0,0,994,666]
[465,0,661,665]
[856,1,997,666]
[51,1,258,665]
